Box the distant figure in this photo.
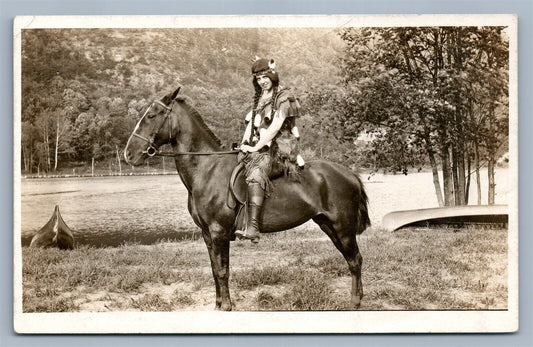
[235,57,304,243]
[30,205,75,250]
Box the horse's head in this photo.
[124,87,181,166]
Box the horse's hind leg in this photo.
[313,215,363,309]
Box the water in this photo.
[19,168,509,247]
[365,167,509,225]
[20,175,200,247]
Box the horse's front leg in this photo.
[202,225,232,311]
[201,233,222,308]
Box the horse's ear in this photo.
[171,87,181,100]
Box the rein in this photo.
[134,99,240,157]
[155,149,240,157]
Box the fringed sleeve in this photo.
[271,88,304,177]
[274,89,301,119]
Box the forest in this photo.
[20,26,509,206]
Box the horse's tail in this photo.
[354,175,371,235]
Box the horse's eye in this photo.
[147,112,157,119]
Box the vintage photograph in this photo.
[14,15,518,333]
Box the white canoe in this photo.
[382,204,508,231]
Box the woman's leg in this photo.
[239,181,263,243]
[235,152,271,242]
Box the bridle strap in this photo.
[132,132,153,144]
[153,100,172,110]
[134,100,174,156]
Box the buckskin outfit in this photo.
[235,58,304,243]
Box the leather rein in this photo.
[132,99,240,157]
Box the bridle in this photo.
[131,99,239,157]
[131,100,174,157]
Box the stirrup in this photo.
[235,229,260,243]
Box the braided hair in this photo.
[251,85,278,120]
[248,75,279,143]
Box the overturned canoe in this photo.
[382,204,508,231]
[30,205,75,249]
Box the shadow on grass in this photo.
[21,228,202,248]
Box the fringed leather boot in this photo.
[235,182,264,243]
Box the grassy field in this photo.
[22,224,508,312]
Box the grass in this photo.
[21,224,508,312]
[232,265,290,289]
[130,294,174,312]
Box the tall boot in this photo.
[235,182,264,243]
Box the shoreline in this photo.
[22,172,179,179]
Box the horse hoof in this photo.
[351,296,362,310]
[216,304,232,311]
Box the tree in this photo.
[335,27,508,206]
[53,109,74,171]
[21,121,39,173]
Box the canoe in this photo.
[382,204,508,231]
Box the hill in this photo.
[21,27,346,174]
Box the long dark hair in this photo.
[251,77,279,121]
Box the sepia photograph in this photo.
[13,14,518,333]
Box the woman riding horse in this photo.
[124,75,370,311]
[236,58,304,243]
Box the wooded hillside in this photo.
[21,28,345,174]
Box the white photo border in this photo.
[13,14,519,334]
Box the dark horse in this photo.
[124,87,370,311]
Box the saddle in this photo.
[227,162,247,209]
[227,159,304,237]
[226,163,249,235]
[226,161,287,210]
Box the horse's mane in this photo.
[174,96,223,148]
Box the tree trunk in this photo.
[451,146,461,205]
[429,151,444,207]
[440,146,454,206]
[465,145,471,205]
[115,145,122,175]
[456,147,466,205]
[46,124,51,171]
[22,146,29,173]
[452,94,466,206]
[421,113,444,206]
[54,114,59,171]
[475,142,482,205]
[487,101,496,205]
[455,31,467,205]
[43,120,51,172]
[488,155,496,205]
[91,157,95,177]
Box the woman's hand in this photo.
[240,144,256,153]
